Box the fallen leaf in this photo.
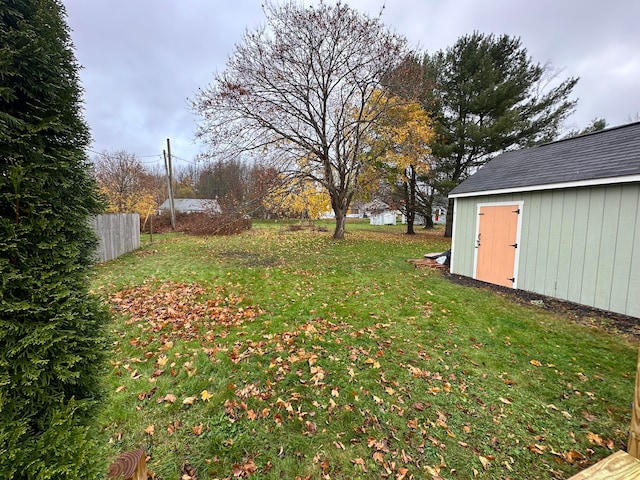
[530,359,542,367]
[586,431,603,445]
[144,425,155,435]
[396,467,409,479]
[164,393,177,403]
[372,451,385,463]
[192,424,203,436]
[352,457,367,472]
[201,390,213,401]
[183,396,197,405]
[565,449,584,463]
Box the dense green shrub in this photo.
[0,1,110,477]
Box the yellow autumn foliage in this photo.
[102,187,157,218]
[373,95,434,178]
[264,177,330,219]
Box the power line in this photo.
[169,154,199,165]
[87,149,197,165]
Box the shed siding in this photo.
[450,195,476,273]
[625,193,640,316]
[451,183,640,317]
[555,189,577,298]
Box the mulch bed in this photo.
[411,259,639,339]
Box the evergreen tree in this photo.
[0,1,109,478]
[423,32,578,236]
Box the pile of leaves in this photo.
[109,280,262,342]
[143,212,251,236]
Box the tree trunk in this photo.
[424,214,434,229]
[405,167,417,235]
[444,197,454,237]
[333,208,347,240]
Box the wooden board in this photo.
[567,450,640,479]
[107,448,146,480]
[628,347,640,459]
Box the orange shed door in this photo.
[475,204,520,288]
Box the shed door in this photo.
[475,204,520,288]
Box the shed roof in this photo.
[450,121,640,198]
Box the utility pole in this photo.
[163,147,176,230]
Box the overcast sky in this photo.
[62,0,640,169]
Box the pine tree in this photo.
[0,1,109,477]
[423,32,578,236]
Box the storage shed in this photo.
[449,122,640,318]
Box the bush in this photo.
[0,1,110,477]
[143,211,252,236]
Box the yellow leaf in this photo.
[201,389,213,401]
[530,359,543,367]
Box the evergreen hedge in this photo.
[0,1,110,477]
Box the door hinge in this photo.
[508,277,515,283]
[478,213,485,215]
[510,243,518,248]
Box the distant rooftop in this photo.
[159,198,220,213]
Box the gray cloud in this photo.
[63,0,640,167]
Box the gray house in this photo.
[449,122,640,318]
[159,198,221,214]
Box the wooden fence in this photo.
[90,213,140,263]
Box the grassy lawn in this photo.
[92,220,638,479]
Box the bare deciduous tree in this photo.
[192,1,408,239]
[93,150,161,216]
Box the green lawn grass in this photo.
[92,220,638,479]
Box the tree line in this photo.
[190,2,587,239]
[96,3,610,239]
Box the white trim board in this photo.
[449,174,640,199]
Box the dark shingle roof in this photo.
[449,121,640,197]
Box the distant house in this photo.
[401,206,447,226]
[159,198,221,215]
[362,200,399,225]
[448,121,640,318]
